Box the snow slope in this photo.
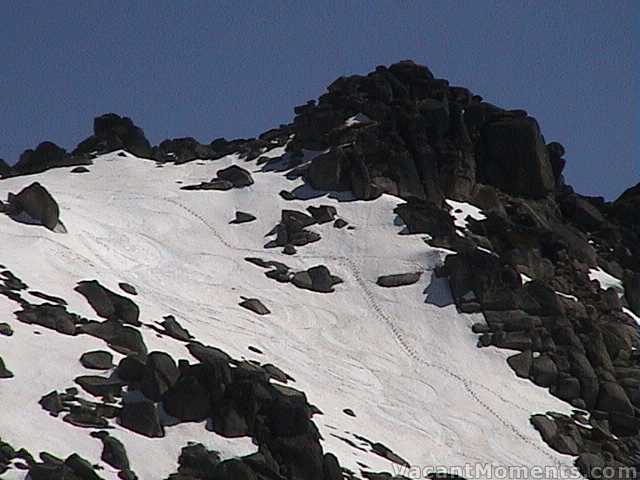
[0,149,577,478]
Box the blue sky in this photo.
[1,1,637,199]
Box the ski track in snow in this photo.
[0,151,575,478]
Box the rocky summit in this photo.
[0,60,638,480]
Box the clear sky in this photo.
[1,1,637,199]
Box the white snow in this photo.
[445,199,486,231]
[344,113,372,127]
[0,151,577,478]
[588,267,624,295]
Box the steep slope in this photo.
[1,60,638,480]
[0,149,574,478]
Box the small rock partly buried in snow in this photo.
[292,265,343,293]
[239,297,270,315]
[80,350,114,370]
[71,166,90,173]
[181,179,234,191]
[307,205,337,224]
[118,282,138,295]
[0,323,13,336]
[0,356,13,378]
[230,211,256,224]
[343,408,356,417]
[283,244,296,255]
[279,190,295,200]
[90,431,131,472]
[376,272,422,287]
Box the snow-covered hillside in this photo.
[0,148,576,479]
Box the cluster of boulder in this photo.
[245,258,343,294]
[181,165,254,191]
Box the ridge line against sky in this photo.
[1,0,637,199]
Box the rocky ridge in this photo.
[1,60,639,479]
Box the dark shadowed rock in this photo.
[159,315,193,341]
[0,356,13,379]
[307,205,337,224]
[118,400,164,438]
[230,211,256,224]
[80,351,114,370]
[140,351,180,401]
[75,280,140,326]
[506,351,532,379]
[118,283,138,296]
[376,272,422,287]
[90,431,130,471]
[216,165,254,187]
[239,297,270,315]
[7,182,60,230]
[74,113,152,158]
[479,116,554,198]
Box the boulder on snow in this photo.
[118,400,164,438]
[79,350,114,370]
[376,272,422,287]
[7,182,61,231]
[230,211,256,224]
[292,265,342,293]
[239,297,271,315]
[216,165,254,187]
[75,280,140,326]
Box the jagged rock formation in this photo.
[0,59,638,480]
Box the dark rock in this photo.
[75,375,124,397]
[81,320,147,356]
[181,179,234,191]
[506,351,532,378]
[74,113,152,158]
[307,205,337,224]
[80,351,114,370]
[239,297,270,315]
[279,190,295,200]
[39,391,64,415]
[75,280,141,326]
[140,351,180,401]
[71,166,90,173]
[623,271,640,316]
[64,453,104,480]
[0,356,13,379]
[10,141,86,177]
[118,400,164,438]
[174,443,221,478]
[153,137,214,164]
[0,323,13,336]
[216,165,254,188]
[15,303,77,335]
[394,199,455,239]
[115,355,147,383]
[211,458,256,480]
[531,354,558,387]
[292,265,341,293]
[376,272,422,287]
[230,211,256,224]
[159,315,193,341]
[118,283,137,296]
[596,381,634,416]
[480,116,554,198]
[333,218,348,229]
[90,431,130,471]
[7,182,60,230]
[163,373,211,422]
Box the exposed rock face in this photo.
[290,60,564,205]
[74,113,152,158]
[5,142,88,177]
[6,182,61,230]
[479,116,555,198]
